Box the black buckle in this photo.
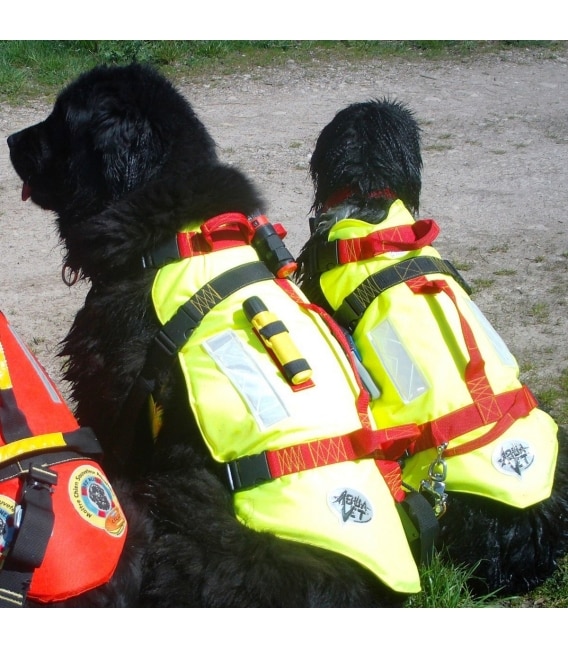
[142,237,181,269]
[226,453,272,491]
[333,293,365,331]
[27,464,58,491]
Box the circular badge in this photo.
[492,439,535,478]
[0,495,16,563]
[68,465,127,536]
[328,487,373,524]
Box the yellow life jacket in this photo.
[0,311,127,606]
[149,213,422,593]
[315,199,558,509]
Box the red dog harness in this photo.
[0,311,127,606]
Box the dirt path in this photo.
[1,47,567,403]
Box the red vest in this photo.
[0,311,127,604]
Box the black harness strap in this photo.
[333,256,472,331]
[113,261,275,462]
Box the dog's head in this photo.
[8,63,217,221]
[7,64,263,281]
[309,98,422,217]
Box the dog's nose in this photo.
[7,133,16,149]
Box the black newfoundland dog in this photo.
[296,98,568,597]
[6,64,425,606]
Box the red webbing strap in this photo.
[412,385,537,455]
[275,278,371,428]
[336,219,440,263]
[176,213,256,257]
[264,424,419,478]
[274,278,420,461]
[376,459,406,503]
[407,277,537,457]
[322,187,396,213]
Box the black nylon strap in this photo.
[0,388,33,444]
[0,449,95,483]
[0,570,30,607]
[334,256,471,331]
[0,464,58,607]
[397,491,440,567]
[141,261,274,382]
[8,465,57,568]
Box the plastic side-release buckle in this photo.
[142,237,181,269]
[226,452,272,491]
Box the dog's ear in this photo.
[89,99,166,199]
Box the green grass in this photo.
[406,551,501,608]
[0,40,565,103]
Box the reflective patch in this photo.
[367,318,429,403]
[0,495,16,564]
[492,439,535,478]
[8,323,64,403]
[328,487,373,524]
[465,299,517,368]
[68,465,127,536]
[203,330,289,429]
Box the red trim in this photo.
[336,219,440,263]
[322,187,396,213]
[268,279,421,488]
[176,213,255,257]
[405,277,537,457]
[411,385,537,456]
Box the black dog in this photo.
[7,65,425,606]
[296,98,568,598]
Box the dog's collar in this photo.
[321,187,396,214]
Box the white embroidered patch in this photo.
[492,439,535,478]
[328,487,373,524]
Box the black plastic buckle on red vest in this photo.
[0,462,58,608]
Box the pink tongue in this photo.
[22,182,32,201]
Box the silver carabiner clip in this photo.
[420,443,448,518]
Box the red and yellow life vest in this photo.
[0,311,127,605]
[148,212,423,593]
[313,199,558,508]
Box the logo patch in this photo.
[492,439,534,478]
[0,495,16,565]
[68,465,127,536]
[328,487,373,524]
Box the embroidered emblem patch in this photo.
[0,495,16,564]
[492,439,534,478]
[68,465,127,536]
[328,487,373,524]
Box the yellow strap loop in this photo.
[0,432,67,465]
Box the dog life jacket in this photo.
[308,199,558,508]
[147,212,422,593]
[0,311,127,606]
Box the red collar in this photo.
[321,187,396,214]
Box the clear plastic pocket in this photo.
[367,319,429,403]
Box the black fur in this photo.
[296,98,568,597]
[8,65,406,607]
